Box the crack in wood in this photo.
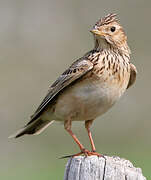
[102,157,107,180]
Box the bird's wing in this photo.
[127,63,137,89]
[28,58,93,124]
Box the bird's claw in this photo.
[59,149,102,159]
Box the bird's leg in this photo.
[85,120,101,157]
[62,120,88,158]
[85,120,96,152]
[61,119,101,158]
[64,119,85,151]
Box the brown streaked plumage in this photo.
[95,13,118,27]
[9,14,137,157]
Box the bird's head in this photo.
[91,14,130,54]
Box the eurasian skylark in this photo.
[10,14,137,157]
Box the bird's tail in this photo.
[8,119,54,138]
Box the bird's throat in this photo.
[94,36,130,56]
[94,37,109,51]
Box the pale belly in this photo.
[53,77,128,121]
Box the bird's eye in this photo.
[110,26,116,32]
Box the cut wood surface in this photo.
[64,155,146,180]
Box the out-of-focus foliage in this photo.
[1,0,150,179]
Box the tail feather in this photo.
[8,127,27,138]
[8,119,54,138]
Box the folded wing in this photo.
[29,58,94,124]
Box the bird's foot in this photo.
[86,150,102,157]
[59,149,102,159]
[80,149,102,157]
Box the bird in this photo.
[9,13,137,157]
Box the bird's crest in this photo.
[95,13,118,27]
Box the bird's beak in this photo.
[90,29,105,36]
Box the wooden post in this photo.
[64,156,146,180]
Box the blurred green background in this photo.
[1,0,150,179]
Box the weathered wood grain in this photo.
[64,156,146,180]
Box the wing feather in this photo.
[127,63,137,89]
[28,58,93,124]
